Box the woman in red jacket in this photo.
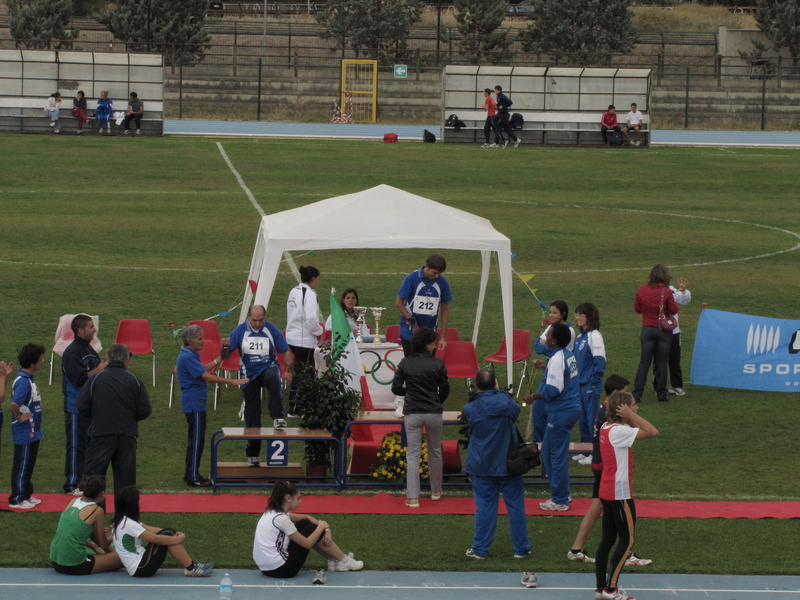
[632,264,679,403]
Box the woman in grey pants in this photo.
[391,327,450,508]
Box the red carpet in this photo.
[3,493,799,519]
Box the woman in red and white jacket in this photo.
[594,391,659,600]
[632,264,679,403]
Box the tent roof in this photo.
[259,184,509,251]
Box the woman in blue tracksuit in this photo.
[95,91,114,134]
[573,303,606,449]
[528,301,576,444]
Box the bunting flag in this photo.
[513,271,550,312]
[329,291,363,392]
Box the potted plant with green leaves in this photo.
[296,348,362,478]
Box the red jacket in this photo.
[634,283,678,328]
[601,112,617,127]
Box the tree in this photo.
[518,0,637,66]
[453,0,512,64]
[755,0,800,67]
[8,0,78,49]
[72,0,107,17]
[316,0,424,61]
[97,0,211,66]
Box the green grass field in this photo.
[1,135,799,573]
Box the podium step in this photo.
[216,462,304,482]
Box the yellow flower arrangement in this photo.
[373,431,429,481]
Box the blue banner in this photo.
[691,309,800,392]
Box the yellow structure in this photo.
[341,60,378,123]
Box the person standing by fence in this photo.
[480,89,504,149]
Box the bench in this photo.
[0,97,164,136]
[210,427,343,490]
[444,110,650,146]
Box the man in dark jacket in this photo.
[494,86,521,148]
[463,369,531,560]
[78,343,152,498]
[61,314,107,494]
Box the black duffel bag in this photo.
[506,422,541,476]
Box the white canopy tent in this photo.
[239,184,516,382]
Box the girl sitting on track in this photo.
[111,485,213,577]
[50,475,123,575]
[594,391,659,600]
[254,480,363,578]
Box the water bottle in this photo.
[219,572,233,599]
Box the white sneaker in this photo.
[273,418,287,428]
[335,554,363,571]
[601,587,635,600]
[521,572,538,588]
[124,130,130,135]
[50,121,55,126]
[248,456,260,467]
[136,129,141,136]
[572,453,588,461]
[393,396,404,418]
[331,552,352,571]
[107,127,111,134]
[481,143,492,148]
[625,553,652,566]
[312,568,326,584]
[501,140,508,149]
[514,137,521,148]
[634,140,640,147]
[567,549,595,563]
[489,143,498,148]
[578,455,592,466]
[539,499,569,511]
[9,500,36,509]
[77,129,82,134]
[28,496,42,505]
[69,488,84,496]
[669,387,685,396]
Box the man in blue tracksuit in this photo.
[395,254,453,356]
[463,369,531,560]
[494,85,520,148]
[529,323,580,511]
[61,315,106,494]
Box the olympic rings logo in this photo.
[360,348,405,385]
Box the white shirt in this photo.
[669,285,692,334]
[44,97,61,111]
[253,510,297,571]
[286,283,323,348]
[627,110,643,126]
[112,517,148,576]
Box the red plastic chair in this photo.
[115,319,156,387]
[188,320,222,356]
[348,377,403,474]
[484,329,532,397]
[440,341,479,383]
[384,325,401,343]
[436,328,461,342]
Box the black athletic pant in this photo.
[484,116,504,145]
[288,346,315,415]
[124,113,142,131]
[134,528,177,577]
[595,498,636,591]
[261,519,317,579]
[83,435,138,500]
[496,113,518,142]
[242,364,284,457]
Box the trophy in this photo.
[369,307,386,342]
[353,306,368,343]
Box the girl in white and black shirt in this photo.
[254,480,363,578]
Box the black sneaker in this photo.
[186,478,212,488]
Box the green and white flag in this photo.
[329,291,363,391]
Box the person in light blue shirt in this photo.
[530,323,580,511]
[177,325,248,487]
[9,343,45,509]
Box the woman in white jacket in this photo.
[286,266,323,416]
[44,92,62,134]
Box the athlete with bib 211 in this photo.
[395,254,453,357]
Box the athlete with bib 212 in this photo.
[395,254,453,357]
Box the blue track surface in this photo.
[164,120,800,148]
[2,569,799,600]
